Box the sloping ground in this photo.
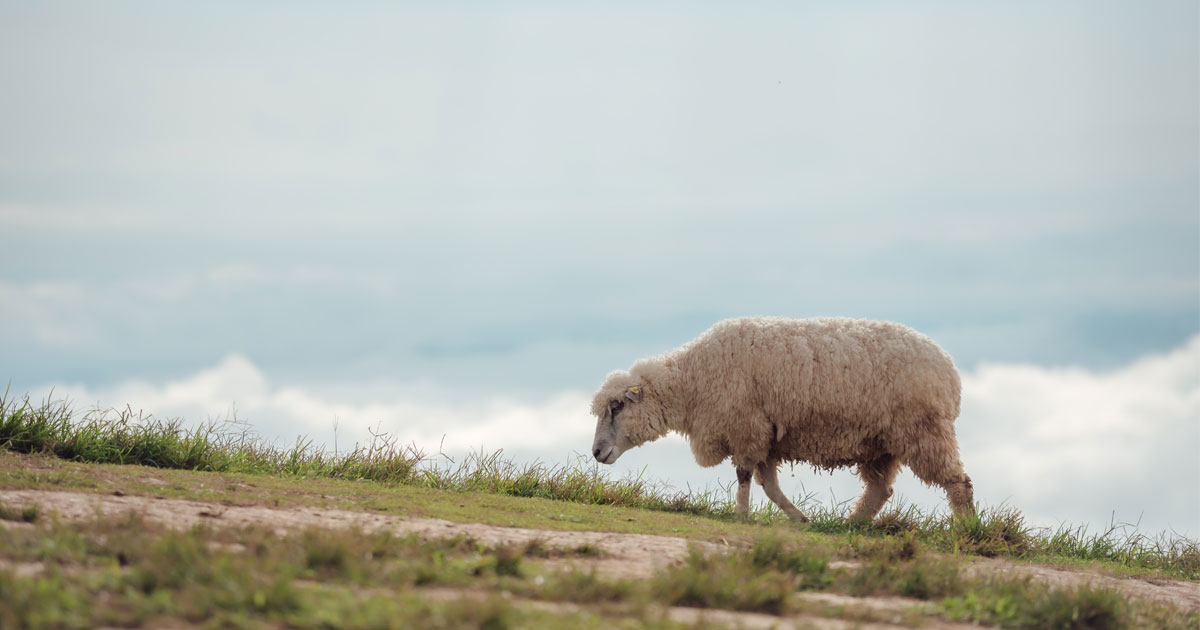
[0,488,714,581]
[418,587,980,630]
[964,556,1200,612]
[0,488,969,630]
[2,487,1196,627]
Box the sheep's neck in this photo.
[656,360,693,436]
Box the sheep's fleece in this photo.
[589,316,974,522]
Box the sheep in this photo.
[589,316,974,522]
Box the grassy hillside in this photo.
[1,392,1197,629]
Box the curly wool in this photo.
[591,316,973,520]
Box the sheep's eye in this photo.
[609,400,624,416]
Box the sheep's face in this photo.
[590,371,664,464]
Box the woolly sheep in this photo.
[589,316,974,522]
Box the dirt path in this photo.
[0,488,717,579]
[963,556,1200,612]
[2,488,1197,619]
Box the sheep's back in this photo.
[674,317,960,462]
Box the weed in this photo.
[0,572,91,630]
[845,530,922,562]
[302,531,351,576]
[531,569,635,604]
[748,536,832,589]
[793,496,1197,579]
[572,543,603,557]
[945,506,1033,557]
[0,502,38,523]
[1042,520,1200,578]
[870,503,927,535]
[480,544,523,577]
[840,555,962,600]
[943,577,1126,629]
[518,538,606,560]
[651,546,796,614]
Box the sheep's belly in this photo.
[770,431,889,471]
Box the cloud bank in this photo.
[958,334,1199,536]
[30,335,1199,538]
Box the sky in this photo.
[1,1,1197,537]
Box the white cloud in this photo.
[30,335,1200,537]
[957,334,1200,536]
[43,354,594,456]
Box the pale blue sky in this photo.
[1,1,1197,535]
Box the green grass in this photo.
[941,578,1128,629]
[0,391,704,512]
[2,391,1197,580]
[0,503,1196,630]
[649,545,800,614]
[795,493,1200,580]
[0,511,669,630]
[0,502,38,523]
[645,538,1195,629]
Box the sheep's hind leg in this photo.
[944,475,974,517]
[849,454,901,522]
[734,465,752,518]
[756,461,809,523]
[905,423,976,517]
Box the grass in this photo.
[0,391,698,511]
[0,502,38,523]
[801,497,1200,580]
[0,511,661,630]
[941,578,1128,629]
[650,546,799,614]
[2,391,1197,580]
[645,538,1197,629]
[0,499,1196,630]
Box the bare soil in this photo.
[964,556,1200,612]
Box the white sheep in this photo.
[590,316,974,522]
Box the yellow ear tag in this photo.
[629,386,639,394]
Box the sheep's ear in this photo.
[625,386,642,403]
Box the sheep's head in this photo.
[589,369,667,464]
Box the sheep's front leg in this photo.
[735,465,752,518]
[850,454,902,522]
[757,461,809,523]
